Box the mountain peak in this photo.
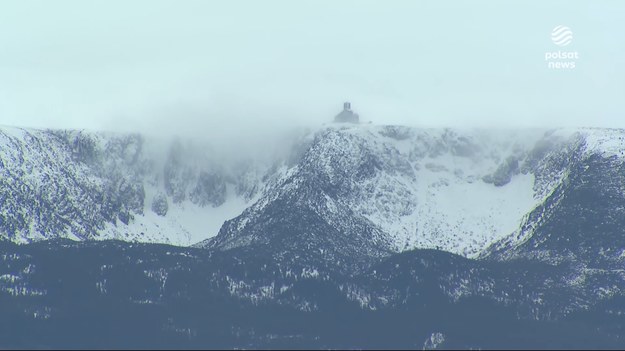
[2,124,625,264]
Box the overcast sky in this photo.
[0,0,624,136]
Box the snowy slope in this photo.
[334,126,549,257]
[483,128,625,264]
[97,183,256,246]
[203,125,625,258]
[2,124,625,259]
[0,126,276,246]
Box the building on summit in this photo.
[334,102,359,123]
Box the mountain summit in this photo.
[2,124,625,263]
[334,102,360,123]
[2,124,625,348]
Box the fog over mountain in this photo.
[1,0,625,136]
[1,1,625,349]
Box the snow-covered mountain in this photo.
[484,128,625,267]
[200,125,625,261]
[0,126,281,245]
[2,124,625,261]
[2,123,625,348]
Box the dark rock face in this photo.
[441,129,481,158]
[190,172,227,207]
[483,156,520,186]
[151,192,169,216]
[0,129,147,241]
[486,152,625,269]
[163,140,191,204]
[378,125,413,140]
[163,141,230,207]
[0,127,274,244]
[69,132,99,164]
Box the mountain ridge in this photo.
[2,124,625,348]
[2,124,625,262]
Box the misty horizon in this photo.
[2,2,625,349]
[1,0,624,137]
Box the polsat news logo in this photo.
[545,25,578,69]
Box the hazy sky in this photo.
[0,0,624,136]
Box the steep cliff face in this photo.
[484,129,625,270]
[0,127,275,245]
[0,128,146,242]
[2,125,625,264]
[200,125,593,259]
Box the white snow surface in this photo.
[2,124,625,257]
[0,126,265,246]
[338,125,625,257]
[99,184,254,246]
[306,125,553,257]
